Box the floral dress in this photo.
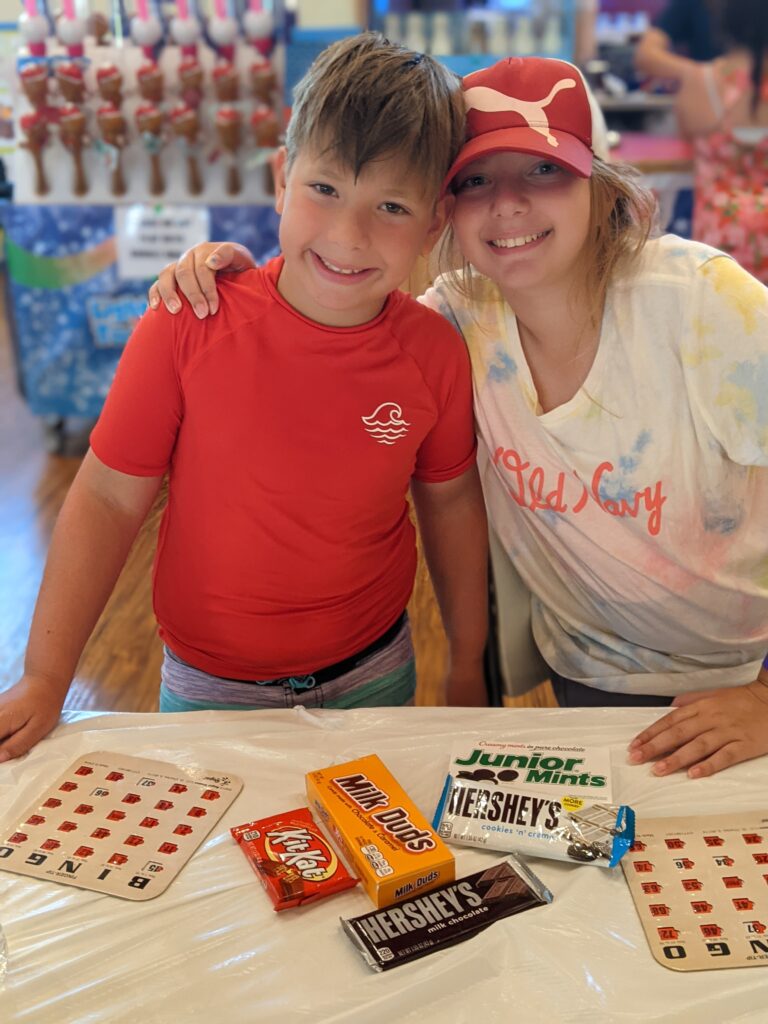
[693,67,768,284]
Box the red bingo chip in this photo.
[106,772,124,782]
[124,835,144,847]
[8,832,28,844]
[74,846,94,858]
[722,876,744,889]
[158,842,178,855]
[109,853,128,866]
[107,810,126,822]
[122,793,141,805]
[140,817,160,829]
[187,806,207,818]
[74,804,94,815]
[58,821,77,832]
[155,800,174,811]
[75,767,94,776]
[91,828,111,840]
[173,824,194,836]
[169,784,187,794]
[43,798,62,809]
[41,839,61,851]
[733,898,755,911]
[201,790,221,801]
[60,782,78,792]
[26,815,45,826]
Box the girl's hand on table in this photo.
[627,679,768,778]
[0,675,65,762]
[147,241,256,319]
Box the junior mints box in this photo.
[306,754,454,908]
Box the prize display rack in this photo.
[5,2,284,450]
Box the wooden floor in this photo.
[0,272,555,713]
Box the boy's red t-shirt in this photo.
[90,258,476,679]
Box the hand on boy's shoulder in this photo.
[148,242,257,319]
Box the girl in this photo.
[150,56,768,779]
[674,0,768,283]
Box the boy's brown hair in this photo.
[285,32,465,196]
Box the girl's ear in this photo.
[421,194,455,256]
[273,147,289,214]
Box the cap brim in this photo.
[442,126,593,195]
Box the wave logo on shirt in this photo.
[361,403,411,446]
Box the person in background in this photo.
[634,0,723,80]
[0,34,489,762]
[573,0,599,67]
[152,56,768,780]
[674,0,768,283]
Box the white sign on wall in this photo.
[116,204,211,281]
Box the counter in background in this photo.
[612,130,695,233]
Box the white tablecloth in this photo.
[1,706,766,1024]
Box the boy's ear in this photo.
[273,146,289,214]
[421,194,454,256]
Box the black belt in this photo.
[255,611,408,688]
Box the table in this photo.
[1,706,767,1024]
[611,132,695,232]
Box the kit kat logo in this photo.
[264,824,338,881]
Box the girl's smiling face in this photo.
[450,151,592,300]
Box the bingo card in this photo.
[0,752,243,900]
[622,812,768,971]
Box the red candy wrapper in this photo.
[231,807,358,911]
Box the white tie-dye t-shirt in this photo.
[422,235,768,695]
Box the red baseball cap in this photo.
[444,57,595,193]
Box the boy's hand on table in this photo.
[627,680,768,778]
[148,241,256,319]
[0,675,65,762]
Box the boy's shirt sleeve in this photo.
[410,296,476,483]
[90,306,184,476]
[682,255,768,467]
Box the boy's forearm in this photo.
[24,468,157,698]
[410,468,489,668]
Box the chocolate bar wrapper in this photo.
[231,807,358,911]
[342,854,552,971]
[433,776,634,868]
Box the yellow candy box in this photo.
[305,754,455,908]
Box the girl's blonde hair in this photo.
[439,157,658,320]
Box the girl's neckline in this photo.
[506,297,609,420]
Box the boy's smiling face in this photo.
[274,146,448,327]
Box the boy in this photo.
[0,34,488,761]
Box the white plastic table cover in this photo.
[1,706,767,1024]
